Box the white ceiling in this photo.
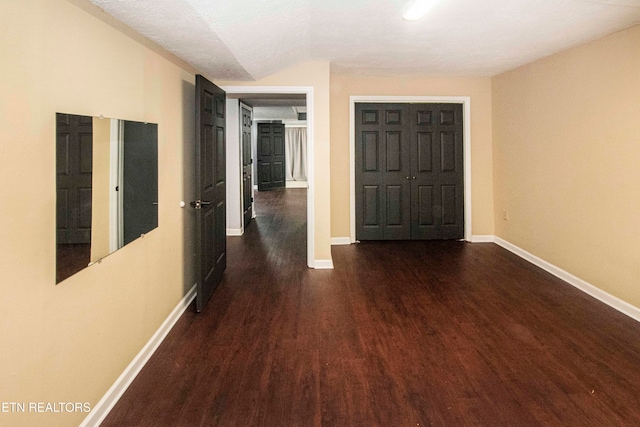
[236,95,307,107]
[89,0,640,80]
[252,106,304,121]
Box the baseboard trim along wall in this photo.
[331,237,352,245]
[332,236,493,245]
[286,180,308,189]
[470,235,495,243]
[226,228,243,236]
[314,259,335,269]
[493,236,640,323]
[80,285,197,427]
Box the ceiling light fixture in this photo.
[402,0,438,21]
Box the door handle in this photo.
[412,176,416,180]
[405,176,410,180]
[190,200,212,209]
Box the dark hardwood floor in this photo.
[102,188,640,426]
[57,243,90,283]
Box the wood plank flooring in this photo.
[102,188,640,426]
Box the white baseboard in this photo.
[331,237,352,245]
[471,235,495,243]
[494,237,640,323]
[226,228,243,236]
[286,180,308,189]
[313,259,334,269]
[80,285,197,427]
[333,236,493,245]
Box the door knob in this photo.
[405,176,410,180]
[190,200,212,209]
[412,176,416,180]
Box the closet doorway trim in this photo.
[349,95,472,243]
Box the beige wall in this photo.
[1,0,637,424]
[0,1,196,425]
[217,61,333,263]
[330,73,495,239]
[492,26,640,307]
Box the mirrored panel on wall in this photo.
[56,113,158,283]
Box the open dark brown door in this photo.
[257,123,286,191]
[194,75,226,312]
[241,104,253,227]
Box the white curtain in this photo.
[285,126,307,181]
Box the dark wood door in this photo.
[122,121,158,245]
[56,113,93,245]
[355,104,411,240]
[241,104,253,226]
[410,104,464,239]
[355,103,464,241]
[257,123,286,191]
[194,75,226,312]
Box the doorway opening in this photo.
[223,86,315,268]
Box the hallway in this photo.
[103,188,640,426]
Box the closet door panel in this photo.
[356,103,463,241]
[355,104,410,240]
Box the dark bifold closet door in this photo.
[355,103,464,241]
[355,104,411,240]
[194,75,226,312]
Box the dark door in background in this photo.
[355,103,464,241]
[56,113,93,245]
[257,123,286,191]
[122,121,158,246]
[56,113,93,283]
[241,104,253,226]
[194,75,226,312]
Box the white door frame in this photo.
[349,95,472,242]
[222,86,315,268]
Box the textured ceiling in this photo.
[90,0,640,80]
[235,96,307,107]
[253,106,302,120]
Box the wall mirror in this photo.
[56,113,158,283]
